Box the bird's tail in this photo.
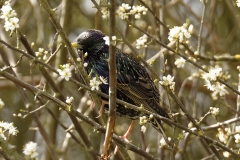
[151,118,170,145]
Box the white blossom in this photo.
[201,66,228,99]
[168,25,191,43]
[99,76,108,84]
[0,121,18,140]
[223,151,231,158]
[139,116,148,125]
[23,141,39,158]
[210,82,228,100]
[209,107,219,116]
[35,48,49,60]
[117,4,147,20]
[3,17,19,31]
[234,134,240,143]
[103,36,117,45]
[136,34,148,49]
[237,0,240,7]
[235,126,240,132]
[103,36,109,45]
[66,96,74,104]
[101,7,108,19]
[0,5,12,19]
[117,3,131,19]
[159,75,175,92]
[83,62,88,67]
[159,137,171,147]
[202,67,222,81]
[111,36,117,41]
[130,5,148,19]
[188,24,194,33]
[174,57,186,68]
[141,125,146,133]
[57,63,73,81]
[216,128,230,144]
[90,77,102,90]
[0,3,19,31]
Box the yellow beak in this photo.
[71,42,79,48]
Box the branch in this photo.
[101,0,117,159]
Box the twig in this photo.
[138,0,168,29]
[196,0,207,55]
[22,100,50,118]
[46,44,62,64]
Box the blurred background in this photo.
[0,0,240,159]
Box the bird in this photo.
[72,29,170,138]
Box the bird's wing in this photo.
[116,50,169,118]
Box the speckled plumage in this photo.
[74,29,170,133]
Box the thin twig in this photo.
[196,0,207,55]
[138,0,168,29]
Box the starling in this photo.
[72,29,170,135]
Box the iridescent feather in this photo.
[74,29,170,134]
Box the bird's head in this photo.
[72,29,107,57]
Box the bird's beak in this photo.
[71,42,82,49]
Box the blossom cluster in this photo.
[139,116,148,125]
[237,0,240,7]
[174,57,186,68]
[23,141,39,158]
[115,3,148,20]
[57,63,73,81]
[136,34,148,49]
[234,126,240,144]
[103,36,117,46]
[66,96,74,104]
[35,48,49,60]
[209,107,219,116]
[117,3,131,19]
[159,137,171,147]
[159,75,175,92]
[216,128,230,144]
[139,115,153,133]
[89,76,108,91]
[0,121,18,140]
[216,125,240,151]
[168,25,192,43]
[0,3,19,31]
[201,66,229,100]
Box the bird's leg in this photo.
[95,99,108,118]
[114,121,135,154]
[121,120,135,140]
